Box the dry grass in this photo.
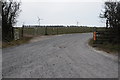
[2,37,33,48]
[88,38,119,54]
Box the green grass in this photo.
[2,37,33,48]
[89,38,120,54]
[18,27,94,36]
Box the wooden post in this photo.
[21,25,24,38]
[45,26,47,35]
[57,27,58,35]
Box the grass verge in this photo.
[2,37,33,48]
[88,38,119,54]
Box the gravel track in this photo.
[2,33,118,78]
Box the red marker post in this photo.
[93,27,97,41]
[93,32,96,41]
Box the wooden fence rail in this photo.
[93,28,118,44]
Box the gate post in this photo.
[21,25,24,38]
[45,26,47,35]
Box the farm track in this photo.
[2,33,118,78]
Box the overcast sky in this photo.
[16,0,109,27]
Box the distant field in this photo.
[15,27,96,36]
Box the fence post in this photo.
[21,25,24,38]
[57,27,58,35]
[14,28,20,40]
[52,28,54,35]
[35,27,37,36]
[45,26,47,35]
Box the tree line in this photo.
[22,25,87,28]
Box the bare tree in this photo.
[100,1,120,28]
[100,1,120,43]
[2,0,21,42]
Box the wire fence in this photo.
[14,27,94,40]
[93,28,119,44]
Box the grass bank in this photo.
[2,37,33,48]
[89,38,119,54]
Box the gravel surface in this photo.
[2,33,118,78]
